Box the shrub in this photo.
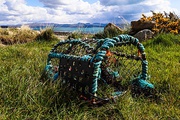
[152,34,173,46]
[36,28,57,41]
[93,23,124,39]
[68,31,84,39]
[104,27,122,38]
[93,31,105,39]
[93,27,122,39]
[140,11,180,34]
[146,33,180,46]
[0,26,38,45]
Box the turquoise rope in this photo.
[90,50,106,93]
[95,35,154,89]
[51,39,94,53]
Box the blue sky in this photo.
[26,0,180,7]
[26,0,98,6]
[0,0,180,25]
[26,0,43,7]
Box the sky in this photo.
[0,0,180,25]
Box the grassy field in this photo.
[0,34,180,120]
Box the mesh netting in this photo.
[106,45,142,83]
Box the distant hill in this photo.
[1,23,128,29]
[1,23,129,34]
[25,23,108,28]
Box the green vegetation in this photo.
[0,25,38,45]
[0,26,58,45]
[93,27,123,39]
[93,23,130,39]
[0,33,179,119]
[146,33,180,46]
[36,28,58,41]
[68,31,94,40]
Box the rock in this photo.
[133,29,154,42]
[103,23,123,38]
[130,20,155,35]
[0,43,5,47]
[104,23,123,33]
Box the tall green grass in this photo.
[0,34,180,119]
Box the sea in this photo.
[54,26,104,34]
[32,26,104,34]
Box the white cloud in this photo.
[99,0,145,6]
[0,0,179,25]
[97,0,177,22]
[0,0,50,24]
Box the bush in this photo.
[93,31,105,39]
[146,33,180,46]
[36,28,56,41]
[104,27,123,38]
[0,26,38,45]
[93,24,123,39]
[140,11,180,34]
[153,34,173,46]
[68,31,84,39]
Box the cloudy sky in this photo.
[0,0,180,25]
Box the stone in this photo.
[0,43,5,47]
[104,23,123,33]
[130,20,155,35]
[133,29,154,42]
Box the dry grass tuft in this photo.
[0,25,39,45]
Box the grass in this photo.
[0,33,180,119]
[0,25,38,45]
[0,26,58,45]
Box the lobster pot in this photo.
[42,34,154,101]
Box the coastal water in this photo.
[54,27,104,34]
[32,26,104,34]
